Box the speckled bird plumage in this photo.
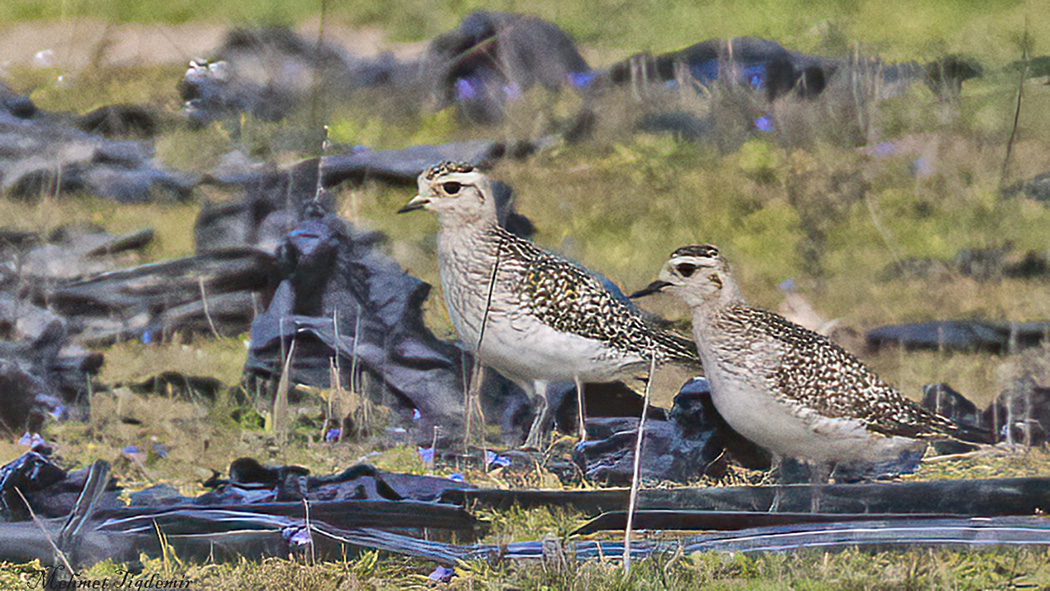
[399,162,699,446]
[712,304,956,440]
[640,243,987,472]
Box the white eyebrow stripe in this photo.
[669,256,717,267]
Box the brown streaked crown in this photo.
[671,244,720,259]
[423,161,476,180]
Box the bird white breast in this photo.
[436,227,642,384]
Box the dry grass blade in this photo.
[1001,18,1030,190]
[623,351,657,573]
[466,236,504,448]
[273,338,298,443]
[12,487,74,574]
[198,276,221,339]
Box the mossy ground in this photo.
[3,0,1050,587]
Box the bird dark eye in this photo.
[676,263,697,277]
[442,181,462,195]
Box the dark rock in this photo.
[883,243,1050,282]
[45,248,280,345]
[867,321,1009,353]
[244,214,472,436]
[571,377,769,485]
[424,10,590,125]
[10,225,155,283]
[1005,171,1050,203]
[0,450,121,520]
[76,104,159,138]
[551,381,667,435]
[196,140,527,254]
[0,107,197,203]
[128,372,226,401]
[867,320,1050,353]
[0,82,36,120]
[198,458,474,505]
[924,54,982,95]
[921,383,983,453]
[127,483,185,507]
[601,37,837,101]
[982,383,1050,446]
[637,111,715,141]
[0,322,98,433]
[921,383,981,428]
[179,27,410,127]
[1009,55,1050,80]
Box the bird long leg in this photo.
[808,461,832,513]
[574,375,587,442]
[522,380,550,450]
[767,454,784,512]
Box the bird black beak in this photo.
[629,280,672,299]
[397,195,428,214]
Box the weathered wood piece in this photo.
[574,510,961,534]
[443,477,1050,516]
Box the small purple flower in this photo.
[754,116,773,132]
[911,156,932,178]
[743,65,767,90]
[418,446,435,464]
[447,472,465,483]
[282,525,313,546]
[412,408,422,421]
[48,405,66,421]
[141,331,152,345]
[324,428,342,442]
[485,450,511,468]
[872,141,896,157]
[18,432,46,448]
[778,278,795,292]
[454,78,477,101]
[122,445,139,455]
[568,71,595,89]
[428,566,455,582]
[502,82,522,100]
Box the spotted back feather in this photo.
[716,305,972,440]
[491,226,699,365]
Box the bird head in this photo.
[630,244,738,308]
[398,161,497,224]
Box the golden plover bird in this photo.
[632,244,992,506]
[398,162,700,449]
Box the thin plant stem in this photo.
[623,351,657,573]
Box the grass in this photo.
[3,0,1050,586]
[1,0,1046,65]
[2,547,1049,590]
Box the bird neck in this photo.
[691,275,748,328]
[718,273,747,308]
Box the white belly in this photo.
[480,315,640,383]
[703,353,923,466]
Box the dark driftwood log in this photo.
[476,516,1050,560]
[574,511,962,534]
[442,478,1050,516]
[94,499,483,540]
[6,514,1050,568]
